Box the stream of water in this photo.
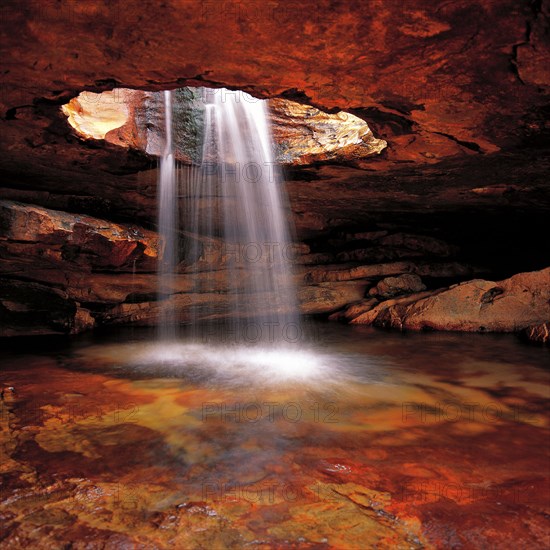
[157,90,178,342]
[157,87,299,347]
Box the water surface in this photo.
[1,323,548,548]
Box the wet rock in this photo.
[369,274,426,299]
[349,290,440,327]
[0,199,374,334]
[98,281,369,327]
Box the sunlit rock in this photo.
[269,98,387,164]
[62,90,131,140]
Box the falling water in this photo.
[157,90,178,341]
[158,87,300,346]
[202,88,300,344]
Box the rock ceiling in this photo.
[0,1,548,245]
[1,0,549,337]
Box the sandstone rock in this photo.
[269,98,386,164]
[299,282,369,315]
[368,274,426,299]
[299,252,335,266]
[304,260,480,286]
[352,268,550,333]
[412,261,483,279]
[329,298,379,322]
[333,232,459,264]
[98,281,368,327]
[62,89,134,141]
[0,200,371,334]
[349,231,388,241]
[0,1,548,338]
[1,0,545,160]
[0,0,547,259]
[336,247,424,263]
[304,261,414,283]
[0,200,159,272]
[349,290,442,326]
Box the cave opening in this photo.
[61,86,387,167]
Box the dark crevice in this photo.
[3,105,34,120]
[433,132,483,153]
[351,107,415,138]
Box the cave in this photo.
[1,1,549,548]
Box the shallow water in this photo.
[1,323,549,549]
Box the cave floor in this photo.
[0,324,549,549]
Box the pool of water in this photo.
[1,323,549,549]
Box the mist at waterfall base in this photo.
[151,87,323,383]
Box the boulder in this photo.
[350,291,439,327]
[352,268,550,333]
[299,282,369,315]
[329,298,379,322]
[368,274,426,299]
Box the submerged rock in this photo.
[523,322,550,344]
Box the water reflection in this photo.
[0,323,548,548]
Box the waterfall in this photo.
[205,88,300,344]
[158,87,300,346]
[157,90,178,341]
